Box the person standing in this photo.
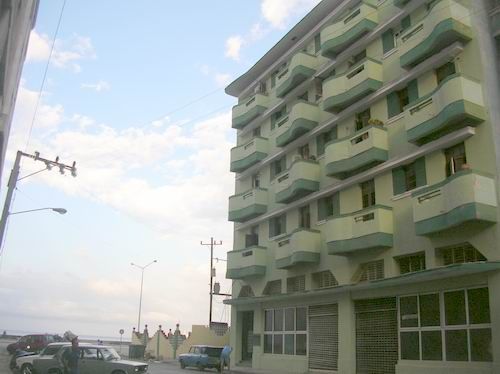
[62,331,80,374]
[220,345,232,373]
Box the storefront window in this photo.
[264,307,307,356]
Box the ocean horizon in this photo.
[1,328,131,343]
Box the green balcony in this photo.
[226,246,267,279]
[321,3,378,58]
[275,229,321,269]
[326,205,394,255]
[232,93,269,130]
[322,59,383,113]
[275,159,320,204]
[275,101,320,147]
[404,74,485,145]
[325,125,388,178]
[399,0,472,68]
[394,0,411,7]
[230,137,269,173]
[228,188,268,223]
[412,170,497,236]
[275,52,318,98]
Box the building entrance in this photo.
[241,311,254,362]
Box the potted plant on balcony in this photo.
[368,118,384,127]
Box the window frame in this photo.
[264,306,308,356]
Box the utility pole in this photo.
[0,150,77,252]
[201,237,222,327]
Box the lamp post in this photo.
[10,207,67,215]
[131,260,157,332]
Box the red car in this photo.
[7,334,61,354]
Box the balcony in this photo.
[326,205,394,255]
[226,246,267,279]
[412,170,497,236]
[228,188,268,223]
[275,52,318,98]
[275,229,321,269]
[321,3,378,58]
[275,101,320,147]
[230,137,269,173]
[325,125,388,178]
[274,159,320,204]
[394,0,410,7]
[232,93,269,130]
[399,0,472,68]
[404,74,485,145]
[322,59,383,113]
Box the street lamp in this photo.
[10,207,67,215]
[131,260,157,332]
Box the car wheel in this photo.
[180,360,186,369]
[196,362,205,371]
[21,363,34,374]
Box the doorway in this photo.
[241,311,254,362]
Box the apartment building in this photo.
[225,0,500,373]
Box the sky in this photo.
[0,0,321,339]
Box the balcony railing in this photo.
[404,74,485,145]
[325,125,388,178]
[412,170,497,236]
[275,229,321,269]
[274,101,320,147]
[275,52,318,98]
[274,159,320,204]
[322,58,383,113]
[232,93,269,129]
[230,137,269,173]
[399,0,472,68]
[325,205,393,255]
[228,188,268,223]
[321,2,378,57]
[226,246,267,279]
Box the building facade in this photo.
[225,0,500,373]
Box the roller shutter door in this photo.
[355,298,398,374]
[309,304,338,370]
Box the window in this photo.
[444,142,467,177]
[238,285,254,298]
[398,253,426,274]
[357,260,384,282]
[245,225,259,247]
[299,205,311,229]
[317,192,339,221]
[399,288,492,362]
[440,243,487,265]
[316,127,337,156]
[269,214,286,238]
[401,15,411,31]
[263,280,282,296]
[314,33,321,53]
[271,106,287,130]
[355,108,371,130]
[314,79,323,102]
[382,29,395,54]
[298,144,310,160]
[349,50,366,68]
[387,87,409,117]
[253,126,261,137]
[271,71,278,88]
[287,275,306,293]
[436,62,456,84]
[361,179,376,208]
[312,271,338,289]
[270,156,286,179]
[264,307,307,356]
[392,158,426,195]
[251,174,260,189]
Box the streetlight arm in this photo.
[10,207,67,215]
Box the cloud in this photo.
[26,30,96,73]
[261,0,321,29]
[199,65,232,88]
[224,35,244,61]
[81,81,111,92]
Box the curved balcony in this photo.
[275,101,320,147]
[399,0,472,68]
[322,59,382,113]
[325,125,388,178]
[321,2,378,58]
[275,229,321,269]
[326,205,394,255]
[230,137,268,173]
[228,188,268,223]
[275,52,318,98]
[232,93,269,130]
[412,170,497,236]
[275,159,320,204]
[226,246,267,279]
[404,74,485,145]
[394,0,410,7]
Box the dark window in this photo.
[270,156,286,179]
[445,330,468,361]
[400,296,418,328]
[401,15,411,31]
[271,106,287,130]
[419,293,440,327]
[399,253,425,274]
[355,108,371,130]
[436,62,456,84]
[441,243,486,265]
[382,29,395,54]
[298,144,310,160]
[312,270,338,289]
[444,142,467,177]
[349,50,366,68]
[387,87,409,117]
[358,260,384,282]
[400,332,419,360]
[253,126,261,137]
[392,158,427,195]
[286,275,306,293]
[271,71,278,88]
[299,205,311,229]
[316,127,337,156]
[317,193,339,221]
[361,179,376,208]
[269,214,286,238]
[314,33,321,53]
[468,288,490,324]
[421,331,442,360]
[444,290,466,326]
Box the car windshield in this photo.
[204,347,223,357]
[99,347,120,361]
[41,346,62,356]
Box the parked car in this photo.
[12,342,69,374]
[179,345,223,372]
[33,344,148,374]
[7,334,61,355]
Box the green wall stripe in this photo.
[276,119,318,147]
[232,105,267,129]
[275,179,320,204]
[230,151,268,172]
[228,204,267,222]
[325,147,388,178]
[328,232,393,255]
[415,202,497,236]
[226,265,266,279]
[323,79,382,113]
[276,66,316,98]
[321,19,378,58]
[275,252,320,269]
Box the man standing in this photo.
[62,331,80,374]
[220,345,232,373]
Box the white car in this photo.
[14,342,69,374]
